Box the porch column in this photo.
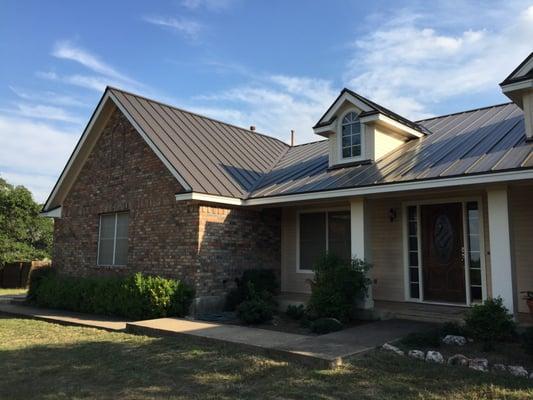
[350,197,373,309]
[486,186,515,314]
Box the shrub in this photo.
[522,327,533,355]
[286,304,305,320]
[225,269,278,311]
[307,254,371,322]
[310,317,343,334]
[26,266,54,301]
[29,272,194,320]
[237,295,275,325]
[440,321,470,338]
[464,297,516,350]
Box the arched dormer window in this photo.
[341,111,362,159]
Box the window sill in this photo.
[92,264,128,270]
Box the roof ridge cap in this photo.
[106,86,290,148]
[416,102,515,123]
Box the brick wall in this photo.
[53,107,281,300]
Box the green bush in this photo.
[310,317,343,334]
[26,266,54,301]
[286,304,305,320]
[464,297,516,350]
[522,327,533,355]
[237,292,275,326]
[29,272,194,320]
[307,253,371,322]
[440,321,470,338]
[225,269,278,311]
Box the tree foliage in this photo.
[0,176,53,264]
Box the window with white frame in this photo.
[97,212,129,266]
[341,111,362,159]
[299,210,351,271]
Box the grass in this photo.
[0,288,27,296]
[0,316,532,400]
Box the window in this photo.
[97,212,129,266]
[466,202,482,302]
[341,111,362,159]
[299,210,351,271]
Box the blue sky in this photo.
[1,0,532,202]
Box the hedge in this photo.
[28,269,195,320]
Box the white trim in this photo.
[359,113,425,138]
[501,79,533,93]
[245,169,533,206]
[175,192,244,205]
[40,207,62,218]
[295,207,350,273]
[313,123,335,135]
[43,93,112,212]
[43,90,192,212]
[401,197,487,307]
[108,92,191,191]
[321,92,373,123]
[174,169,533,207]
[337,109,365,164]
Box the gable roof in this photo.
[247,102,532,199]
[313,88,429,135]
[500,52,533,86]
[44,87,533,212]
[43,87,288,211]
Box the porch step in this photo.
[374,301,467,324]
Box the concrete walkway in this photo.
[0,303,128,331]
[127,317,435,368]
[1,302,434,368]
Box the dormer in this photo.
[500,52,533,141]
[313,89,426,168]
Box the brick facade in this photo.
[53,107,281,300]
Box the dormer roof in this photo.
[313,88,429,137]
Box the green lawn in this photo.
[0,316,531,399]
[0,288,27,296]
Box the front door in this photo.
[421,203,466,303]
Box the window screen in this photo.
[98,212,129,266]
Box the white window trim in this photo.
[295,207,350,274]
[401,197,487,307]
[97,211,128,267]
[337,110,366,164]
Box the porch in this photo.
[278,183,533,323]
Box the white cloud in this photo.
[345,3,533,120]
[0,115,78,202]
[9,86,88,108]
[144,16,203,40]
[189,75,337,143]
[1,103,83,124]
[181,0,234,11]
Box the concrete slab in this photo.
[0,303,128,331]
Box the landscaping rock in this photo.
[492,363,507,373]
[507,365,528,378]
[382,343,404,356]
[425,350,444,364]
[447,354,469,366]
[468,358,489,372]
[408,350,425,360]
[442,335,467,346]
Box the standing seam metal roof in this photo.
[109,88,532,200]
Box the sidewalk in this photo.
[1,302,434,368]
[0,303,128,331]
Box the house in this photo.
[42,53,533,322]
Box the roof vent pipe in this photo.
[290,129,295,146]
[250,125,256,131]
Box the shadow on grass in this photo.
[0,317,532,399]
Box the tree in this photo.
[0,176,53,264]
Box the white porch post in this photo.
[486,186,515,314]
[350,197,373,309]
